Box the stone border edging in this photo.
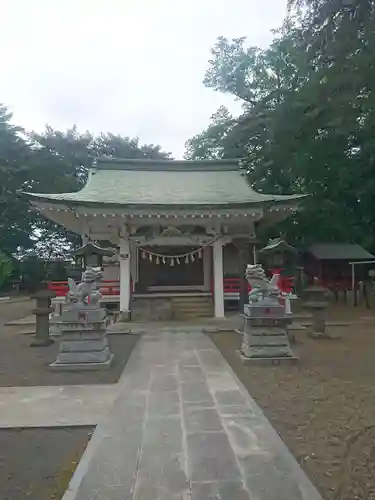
[0,296,31,305]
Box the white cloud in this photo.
[0,0,287,157]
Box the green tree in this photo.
[0,251,12,290]
[0,109,172,258]
[0,105,36,254]
[187,5,375,250]
[26,128,172,258]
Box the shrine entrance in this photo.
[136,246,206,293]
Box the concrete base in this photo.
[49,353,114,371]
[237,350,298,365]
[56,346,111,364]
[30,337,54,347]
[118,310,131,322]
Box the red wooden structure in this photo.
[48,275,294,300]
[47,280,121,297]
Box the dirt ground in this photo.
[0,326,139,386]
[210,324,375,500]
[0,426,92,500]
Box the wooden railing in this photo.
[215,275,295,299]
[47,280,121,297]
[48,276,295,300]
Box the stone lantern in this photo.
[258,237,297,276]
[30,285,56,347]
[73,241,115,273]
[303,279,329,337]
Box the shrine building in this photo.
[25,158,305,320]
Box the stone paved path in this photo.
[63,327,323,500]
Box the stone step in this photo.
[172,304,213,312]
[174,313,213,320]
[171,297,212,304]
[172,303,213,310]
[170,296,214,319]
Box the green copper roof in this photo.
[307,243,375,260]
[259,238,297,254]
[25,158,306,207]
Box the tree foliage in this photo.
[0,110,171,259]
[186,1,375,250]
[0,250,12,289]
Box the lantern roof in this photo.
[259,238,297,254]
[73,241,115,257]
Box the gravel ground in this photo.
[209,326,375,500]
[0,299,34,327]
[0,298,140,386]
[0,326,139,386]
[0,427,92,500]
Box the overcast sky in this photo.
[1,0,287,158]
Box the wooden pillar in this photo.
[213,239,224,318]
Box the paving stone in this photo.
[191,481,251,500]
[186,431,242,482]
[223,416,270,458]
[198,349,228,370]
[214,390,248,407]
[108,392,147,423]
[150,373,179,392]
[184,408,223,433]
[134,453,189,500]
[205,371,240,392]
[219,405,254,416]
[148,390,180,417]
[176,350,200,367]
[178,365,206,383]
[91,486,131,500]
[183,400,215,410]
[123,369,151,391]
[142,415,183,454]
[78,437,139,491]
[180,382,214,404]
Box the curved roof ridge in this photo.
[94,158,244,171]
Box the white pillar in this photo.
[119,237,131,319]
[130,244,138,288]
[203,246,211,291]
[213,239,225,318]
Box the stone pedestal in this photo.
[49,306,113,371]
[239,299,296,363]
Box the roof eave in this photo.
[24,192,308,209]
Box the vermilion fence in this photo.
[218,276,294,298]
[47,280,121,297]
[47,276,295,299]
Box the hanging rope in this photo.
[130,236,219,266]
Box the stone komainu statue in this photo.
[66,267,103,306]
[245,264,281,302]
